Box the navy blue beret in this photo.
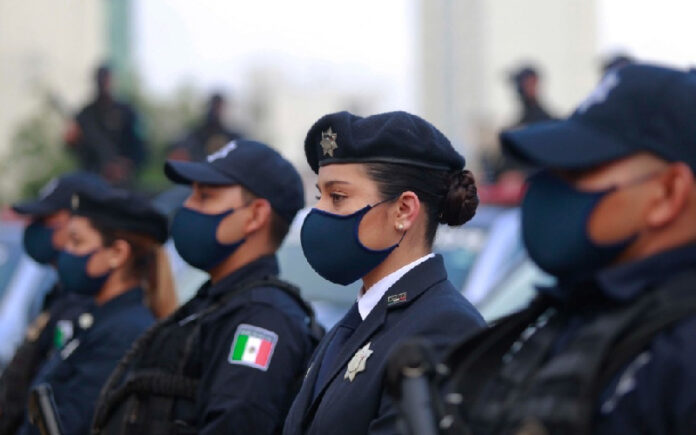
[304,111,466,173]
[72,188,169,243]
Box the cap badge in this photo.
[576,70,620,114]
[71,194,80,211]
[345,341,373,382]
[320,127,338,157]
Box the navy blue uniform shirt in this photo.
[539,243,696,434]
[167,255,316,434]
[283,254,485,435]
[20,288,153,435]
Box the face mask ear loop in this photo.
[395,229,407,247]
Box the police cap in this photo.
[304,111,466,173]
[501,63,696,171]
[72,188,169,243]
[13,171,111,216]
[164,140,305,224]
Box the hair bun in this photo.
[439,170,478,226]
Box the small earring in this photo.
[396,223,404,231]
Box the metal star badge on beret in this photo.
[320,127,338,157]
[345,341,373,382]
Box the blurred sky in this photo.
[135,0,696,110]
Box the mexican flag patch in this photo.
[228,324,278,371]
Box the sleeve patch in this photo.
[228,323,278,371]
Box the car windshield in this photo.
[0,240,22,301]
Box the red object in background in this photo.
[478,171,528,206]
[0,206,28,223]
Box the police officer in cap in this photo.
[92,140,322,434]
[440,64,696,434]
[0,172,110,435]
[283,111,485,435]
[19,187,175,434]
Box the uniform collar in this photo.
[595,242,696,301]
[92,287,145,319]
[357,253,435,320]
[541,242,696,304]
[199,254,280,299]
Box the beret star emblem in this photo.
[320,127,338,157]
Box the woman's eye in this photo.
[314,194,321,200]
[330,193,345,204]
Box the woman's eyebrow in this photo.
[317,180,351,190]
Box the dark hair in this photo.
[365,163,478,246]
[91,222,159,286]
[241,188,290,249]
[86,218,177,318]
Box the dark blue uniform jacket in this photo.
[19,288,153,435]
[172,255,316,434]
[541,243,696,434]
[283,254,485,435]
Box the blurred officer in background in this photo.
[439,64,696,434]
[92,140,322,434]
[19,188,175,435]
[282,111,485,435]
[169,93,244,162]
[0,172,110,435]
[65,65,146,186]
[509,64,555,127]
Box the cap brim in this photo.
[500,119,635,169]
[164,160,238,185]
[12,200,60,216]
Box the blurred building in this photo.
[244,67,377,174]
[420,0,598,172]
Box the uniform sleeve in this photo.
[47,334,130,434]
[197,303,311,435]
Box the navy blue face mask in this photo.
[171,206,245,271]
[301,198,404,285]
[57,250,110,296]
[23,221,59,264]
[521,171,637,282]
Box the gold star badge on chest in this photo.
[320,127,338,157]
[345,341,374,382]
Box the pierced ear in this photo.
[646,163,694,228]
[395,191,420,231]
[107,239,132,269]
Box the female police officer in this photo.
[283,111,486,435]
[20,187,175,434]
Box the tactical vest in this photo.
[438,271,696,435]
[91,277,324,435]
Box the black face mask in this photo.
[521,171,656,282]
[23,222,59,264]
[171,206,245,271]
[300,198,404,286]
